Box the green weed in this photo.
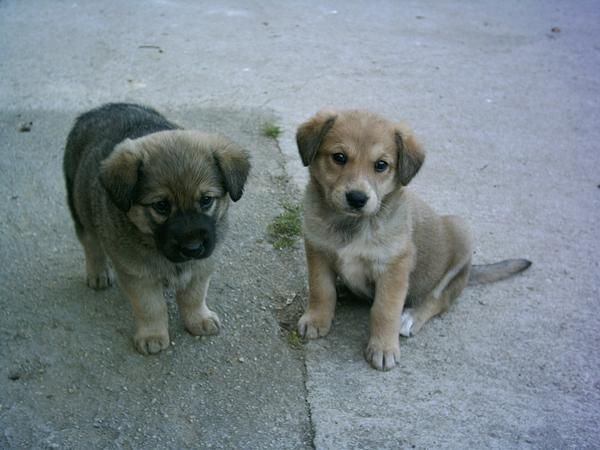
[286,330,303,349]
[267,203,302,249]
[262,122,282,139]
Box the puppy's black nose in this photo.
[346,190,369,209]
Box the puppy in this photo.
[296,109,530,371]
[63,103,250,355]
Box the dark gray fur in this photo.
[64,103,179,230]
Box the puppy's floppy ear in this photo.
[213,140,251,202]
[99,139,144,211]
[395,127,425,186]
[296,111,337,166]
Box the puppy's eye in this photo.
[374,160,389,173]
[332,153,347,165]
[199,196,214,210]
[152,200,171,216]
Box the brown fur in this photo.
[296,109,530,371]
[64,104,250,354]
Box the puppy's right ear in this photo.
[99,139,144,211]
[296,111,337,166]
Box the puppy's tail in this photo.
[468,259,532,285]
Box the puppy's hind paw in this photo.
[297,312,332,339]
[400,309,415,337]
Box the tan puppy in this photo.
[64,103,250,354]
[296,109,530,371]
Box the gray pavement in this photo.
[1,1,599,449]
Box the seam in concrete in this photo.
[271,130,316,450]
[301,350,317,450]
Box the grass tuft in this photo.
[262,122,282,139]
[286,330,303,349]
[267,202,302,249]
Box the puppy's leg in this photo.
[401,261,471,337]
[118,272,170,355]
[77,228,113,289]
[177,273,220,336]
[401,216,472,336]
[366,253,413,371]
[298,240,337,339]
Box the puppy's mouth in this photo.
[178,240,206,259]
[338,208,367,218]
[333,201,380,218]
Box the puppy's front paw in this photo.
[134,329,170,355]
[298,312,332,339]
[184,310,221,336]
[365,338,400,371]
[86,268,113,290]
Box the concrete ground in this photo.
[1,1,599,449]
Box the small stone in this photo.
[18,122,32,132]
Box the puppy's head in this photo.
[297,110,424,217]
[100,130,250,263]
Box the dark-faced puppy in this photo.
[64,103,250,354]
[296,109,530,371]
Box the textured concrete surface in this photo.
[0,108,311,449]
[1,1,599,448]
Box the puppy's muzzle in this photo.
[346,190,369,210]
[157,212,216,263]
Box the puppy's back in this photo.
[63,103,179,228]
[64,103,179,173]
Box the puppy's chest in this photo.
[334,231,402,298]
[162,265,193,292]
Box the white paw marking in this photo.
[400,309,415,337]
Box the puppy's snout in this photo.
[175,225,213,260]
[346,190,369,209]
[158,212,216,262]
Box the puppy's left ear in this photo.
[296,111,337,166]
[213,140,251,202]
[100,139,145,211]
[394,127,425,186]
